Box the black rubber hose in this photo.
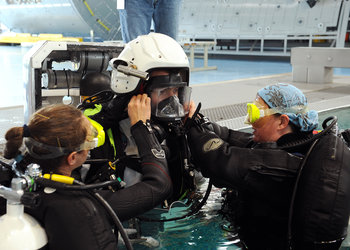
[286,138,319,249]
[88,191,133,250]
[279,116,337,150]
[322,116,337,130]
[72,180,133,250]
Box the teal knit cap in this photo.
[257,83,318,132]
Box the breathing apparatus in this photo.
[78,90,115,110]
[147,73,192,121]
[0,159,134,250]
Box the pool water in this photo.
[317,107,350,131]
[121,182,242,249]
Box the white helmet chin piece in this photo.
[109,32,189,94]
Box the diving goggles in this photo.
[24,117,105,159]
[244,102,308,125]
[244,102,279,125]
[84,117,105,149]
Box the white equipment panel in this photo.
[178,0,350,56]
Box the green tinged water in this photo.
[318,107,350,131]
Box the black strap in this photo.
[23,124,31,137]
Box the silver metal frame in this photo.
[23,40,124,122]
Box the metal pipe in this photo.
[117,65,149,80]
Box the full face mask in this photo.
[147,72,192,122]
[153,89,191,120]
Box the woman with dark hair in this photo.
[3,97,172,250]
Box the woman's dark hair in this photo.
[4,104,88,173]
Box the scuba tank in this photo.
[0,164,48,250]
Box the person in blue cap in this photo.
[186,83,347,249]
[247,83,318,142]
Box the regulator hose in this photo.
[286,138,319,249]
[74,180,133,250]
[90,191,133,249]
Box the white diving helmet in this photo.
[109,32,191,122]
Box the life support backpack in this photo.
[290,117,350,245]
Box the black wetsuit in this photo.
[25,121,172,250]
[85,97,195,203]
[187,123,319,250]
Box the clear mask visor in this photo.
[151,85,192,121]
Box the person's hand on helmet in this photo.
[128,94,151,126]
